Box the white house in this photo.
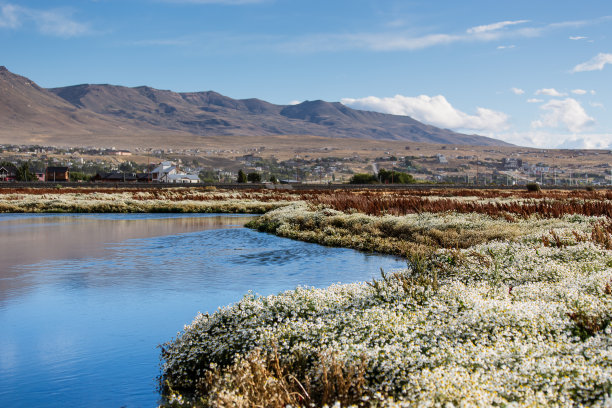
[151,161,199,183]
[166,173,200,184]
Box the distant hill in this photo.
[0,66,510,147]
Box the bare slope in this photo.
[0,66,510,146]
[51,83,509,145]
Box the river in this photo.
[0,213,406,407]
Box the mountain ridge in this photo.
[0,66,511,147]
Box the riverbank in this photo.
[2,187,611,406]
[159,190,612,407]
[0,188,298,213]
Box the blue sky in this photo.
[1,0,611,148]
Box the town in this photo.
[1,143,612,186]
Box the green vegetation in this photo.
[526,182,541,192]
[247,172,261,183]
[377,168,415,184]
[15,162,38,181]
[236,169,247,183]
[349,169,415,184]
[349,173,378,184]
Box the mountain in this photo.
[0,66,510,147]
[0,66,195,146]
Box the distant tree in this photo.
[349,173,378,184]
[247,172,262,183]
[378,168,415,184]
[15,162,37,181]
[269,175,279,184]
[526,183,541,192]
[118,161,134,173]
[237,169,247,183]
[69,171,90,182]
[199,169,218,183]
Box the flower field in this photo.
[2,186,611,406]
[0,188,299,213]
[160,189,612,407]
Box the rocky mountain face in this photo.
[0,66,510,146]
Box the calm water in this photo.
[0,214,406,407]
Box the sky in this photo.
[1,0,611,149]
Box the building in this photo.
[436,154,448,164]
[45,166,69,182]
[93,172,153,183]
[502,158,523,169]
[0,164,16,182]
[151,161,199,183]
[151,161,179,182]
[165,174,200,183]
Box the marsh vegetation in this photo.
[3,187,611,406]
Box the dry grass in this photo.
[310,190,612,219]
[164,348,368,408]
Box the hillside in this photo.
[0,66,510,147]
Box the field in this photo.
[2,187,612,407]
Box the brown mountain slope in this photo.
[0,67,200,147]
[0,66,511,147]
[51,83,509,146]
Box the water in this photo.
[0,213,406,407]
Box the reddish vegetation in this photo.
[3,187,612,218]
[308,190,612,219]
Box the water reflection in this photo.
[0,214,252,303]
[0,214,406,408]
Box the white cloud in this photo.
[531,98,594,133]
[569,36,587,40]
[527,98,544,103]
[497,44,516,49]
[511,87,525,95]
[276,17,610,54]
[496,131,611,149]
[590,102,605,109]
[0,4,20,28]
[0,4,89,37]
[535,88,566,97]
[571,89,587,95]
[341,94,509,132]
[572,53,612,72]
[466,20,529,34]
[288,100,301,105]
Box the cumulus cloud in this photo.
[497,44,516,49]
[571,89,587,95]
[341,94,509,132]
[531,98,594,133]
[0,3,89,37]
[535,88,566,97]
[511,87,525,95]
[496,131,611,149]
[572,53,612,72]
[527,98,544,103]
[569,36,587,40]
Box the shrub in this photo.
[236,170,247,183]
[247,172,262,183]
[349,173,378,184]
[526,183,541,192]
